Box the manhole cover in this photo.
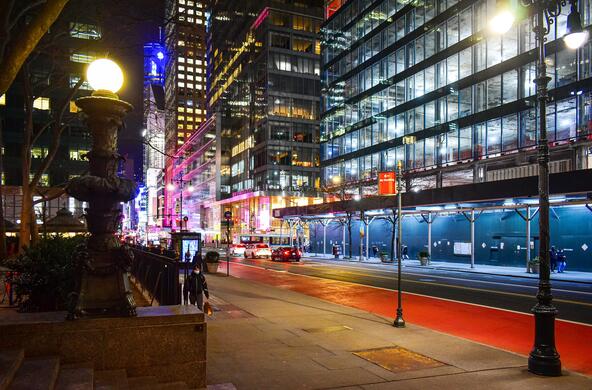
[353,346,445,373]
[302,325,352,334]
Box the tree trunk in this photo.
[0,120,6,259]
[19,189,32,250]
[347,219,352,259]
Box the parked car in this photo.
[271,247,302,262]
[244,243,272,259]
[230,244,247,256]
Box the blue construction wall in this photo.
[307,205,592,272]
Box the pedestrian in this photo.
[183,264,209,310]
[192,250,206,273]
[550,246,558,272]
[372,245,379,258]
[401,245,409,260]
[557,249,567,273]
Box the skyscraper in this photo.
[163,0,208,228]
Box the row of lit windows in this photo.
[70,51,97,64]
[178,57,203,65]
[178,64,203,73]
[231,136,254,157]
[321,34,590,139]
[178,107,203,114]
[30,147,89,160]
[69,22,101,40]
[322,95,590,185]
[178,0,201,8]
[178,73,203,82]
[177,81,203,89]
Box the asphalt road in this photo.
[223,255,592,325]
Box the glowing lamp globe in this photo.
[564,31,588,49]
[86,59,124,94]
[489,9,515,34]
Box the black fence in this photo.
[131,249,181,306]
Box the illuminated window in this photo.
[187,67,194,72]
[188,9,194,15]
[178,115,185,121]
[186,124,194,130]
[70,51,96,64]
[69,101,79,113]
[0,94,5,105]
[178,57,185,63]
[178,65,185,71]
[1,173,5,185]
[177,107,185,112]
[69,75,92,90]
[178,73,185,79]
[178,40,185,46]
[187,59,194,64]
[187,83,194,88]
[187,17,194,23]
[69,23,101,40]
[186,75,194,81]
[196,84,202,90]
[177,82,185,87]
[186,107,194,113]
[31,147,48,158]
[179,0,185,4]
[196,18,202,24]
[33,97,50,110]
[69,148,89,161]
[29,173,49,187]
[187,0,194,5]
[196,59,202,65]
[195,67,202,74]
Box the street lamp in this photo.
[66,58,137,318]
[393,160,405,328]
[490,0,588,376]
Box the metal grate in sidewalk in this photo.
[353,346,446,373]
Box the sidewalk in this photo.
[303,254,592,284]
[205,273,592,389]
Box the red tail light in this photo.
[283,250,290,255]
[296,250,302,256]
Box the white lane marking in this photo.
[300,260,592,296]
[229,261,592,328]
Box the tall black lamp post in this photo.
[490,0,588,376]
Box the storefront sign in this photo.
[378,172,397,195]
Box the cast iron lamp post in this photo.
[66,59,138,318]
[490,0,588,376]
[393,160,405,328]
[167,177,193,231]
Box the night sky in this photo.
[94,0,164,181]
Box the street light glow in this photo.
[86,59,124,93]
[564,30,588,49]
[489,9,515,34]
[167,183,175,191]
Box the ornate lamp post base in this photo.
[66,93,138,319]
[529,303,561,376]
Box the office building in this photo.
[201,2,324,241]
[163,0,208,228]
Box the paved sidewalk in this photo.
[205,274,592,390]
[303,254,592,284]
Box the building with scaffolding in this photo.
[273,0,592,271]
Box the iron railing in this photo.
[131,249,181,306]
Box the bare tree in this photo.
[18,61,84,249]
[0,0,70,96]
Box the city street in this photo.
[224,255,592,324]
[210,254,592,376]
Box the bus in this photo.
[238,233,292,248]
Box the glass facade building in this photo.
[320,0,592,195]
[204,2,325,239]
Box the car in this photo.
[271,247,302,262]
[230,244,246,256]
[244,243,272,259]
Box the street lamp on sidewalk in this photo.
[490,0,588,376]
[393,160,405,328]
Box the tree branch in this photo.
[0,0,70,96]
[9,0,48,31]
[29,77,83,188]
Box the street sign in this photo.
[378,172,397,195]
[224,210,232,220]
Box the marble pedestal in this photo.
[0,305,206,387]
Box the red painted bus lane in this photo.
[221,262,592,376]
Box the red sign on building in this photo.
[378,172,397,195]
